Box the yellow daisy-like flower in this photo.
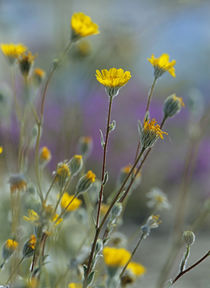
[103,247,131,267]
[143,119,167,140]
[5,239,19,250]
[148,53,176,78]
[23,209,39,222]
[1,43,27,64]
[71,12,99,40]
[86,170,96,183]
[61,192,82,211]
[127,262,146,276]
[68,283,82,288]
[19,51,36,77]
[0,146,3,154]
[96,68,131,97]
[40,146,51,163]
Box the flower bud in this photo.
[69,155,83,176]
[76,170,96,193]
[9,174,27,193]
[2,239,18,260]
[32,68,45,85]
[55,161,71,187]
[78,136,93,157]
[23,234,36,258]
[39,146,51,166]
[163,94,184,118]
[183,231,195,246]
[18,51,35,78]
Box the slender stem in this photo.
[145,77,157,112]
[96,96,113,228]
[172,250,210,285]
[6,256,25,284]
[120,233,144,278]
[44,176,56,202]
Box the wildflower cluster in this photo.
[0,8,206,288]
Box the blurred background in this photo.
[0,0,210,287]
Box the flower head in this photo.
[19,51,36,77]
[32,68,45,85]
[2,239,18,260]
[147,187,170,211]
[96,68,131,97]
[55,162,71,187]
[61,192,82,211]
[164,94,185,118]
[139,118,167,149]
[9,174,27,193]
[69,154,83,176]
[148,53,176,78]
[1,43,27,64]
[103,247,131,267]
[141,215,161,239]
[23,234,36,257]
[40,146,51,164]
[127,262,146,277]
[23,209,39,223]
[68,284,82,288]
[71,12,99,40]
[0,146,3,154]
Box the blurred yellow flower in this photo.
[52,213,63,225]
[127,262,146,276]
[148,53,176,78]
[56,163,70,178]
[85,170,96,183]
[68,283,82,288]
[0,146,3,154]
[5,239,18,250]
[28,234,37,250]
[61,193,82,211]
[23,209,39,222]
[19,51,36,77]
[103,247,131,267]
[71,12,99,40]
[33,67,46,85]
[40,146,51,162]
[1,43,27,64]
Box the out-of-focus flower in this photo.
[19,51,36,77]
[96,68,131,97]
[68,283,82,288]
[148,53,176,78]
[39,146,51,165]
[183,231,195,246]
[141,215,161,239]
[0,146,3,154]
[52,213,63,226]
[103,247,131,267]
[23,234,36,258]
[2,239,18,261]
[147,188,170,211]
[69,154,83,176]
[121,262,146,286]
[23,209,39,222]
[1,43,27,64]
[61,192,82,211]
[163,94,185,118]
[55,162,71,187]
[118,164,141,188]
[32,68,45,85]
[78,136,93,157]
[139,118,167,149]
[71,12,99,41]
[77,170,96,193]
[9,174,27,193]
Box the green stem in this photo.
[145,77,157,112]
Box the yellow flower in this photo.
[127,262,146,276]
[71,12,99,40]
[19,51,36,77]
[9,174,27,193]
[33,68,45,85]
[1,43,27,64]
[52,213,63,225]
[5,239,18,250]
[96,68,131,97]
[23,209,39,222]
[0,146,3,154]
[28,234,37,250]
[68,283,82,288]
[40,146,51,162]
[61,192,82,211]
[143,119,167,140]
[56,163,70,178]
[103,247,131,267]
[148,53,176,78]
[86,170,96,183]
